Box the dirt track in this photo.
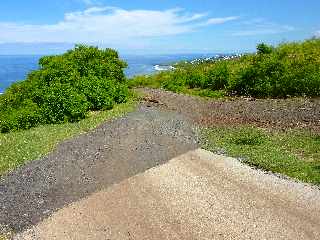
[15,149,320,240]
[0,105,198,234]
[138,88,320,132]
[1,89,320,239]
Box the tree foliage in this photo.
[257,43,274,54]
[0,45,129,133]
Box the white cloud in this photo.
[0,6,238,44]
[233,19,294,36]
[205,17,239,25]
[315,30,320,37]
[80,0,100,6]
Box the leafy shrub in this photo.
[161,70,187,92]
[0,100,43,133]
[75,76,116,111]
[39,83,89,123]
[128,71,172,89]
[127,38,320,98]
[185,70,207,89]
[128,76,154,88]
[230,39,320,97]
[114,83,130,104]
[257,43,274,54]
[0,45,129,132]
[205,62,230,90]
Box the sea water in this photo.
[0,53,217,93]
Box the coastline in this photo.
[0,53,239,93]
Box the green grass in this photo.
[129,75,227,99]
[180,88,226,99]
[0,99,137,175]
[128,75,164,89]
[200,126,320,185]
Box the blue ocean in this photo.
[0,53,215,93]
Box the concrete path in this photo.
[16,149,320,240]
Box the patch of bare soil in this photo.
[138,88,320,132]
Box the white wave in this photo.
[154,65,175,71]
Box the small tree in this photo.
[257,43,273,54]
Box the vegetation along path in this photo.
[1,88,320,239]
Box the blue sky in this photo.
[0,0,319,54]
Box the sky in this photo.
[0,0,319,54]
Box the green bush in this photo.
[161,70,187,92]
[0,45,129,132]
[0,100,43,133]
[185,70,207,89]
[205,62,230,90]
[134,38,320,98]
[114,83,130,104]
[230,39,320,97]
[257,43,274,54]
[75,76,116,111]
[39,83,89,123]
[128,75,154,88]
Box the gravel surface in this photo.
[2,88,320,239]
[138,88,320,132]
[0,105,199,234]
[16,149,320,240]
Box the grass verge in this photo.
[200,126,320,185]
[0,99,137,176]
[128,74,227,99]
[179,88,226,99]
